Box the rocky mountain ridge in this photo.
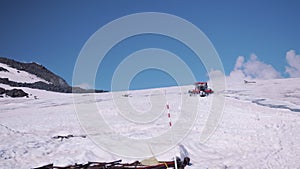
[0,57,107,94]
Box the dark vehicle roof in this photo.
[194,82,207,84]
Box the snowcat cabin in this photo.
[188,82,213,97]
[195,82,208,91]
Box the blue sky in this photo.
[0,0,299,90]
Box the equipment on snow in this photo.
[188,82,213,97]
[33,157,191,169]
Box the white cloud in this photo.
[285,50,300,78]
[234,56,245,70]
[228,56,246,82]
[228,54,281,82]
[229,69,246,82]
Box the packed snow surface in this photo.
[0,78,299,169]
[0,63,49,84]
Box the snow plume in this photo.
[285,50,300,77]
[229,54,281,82]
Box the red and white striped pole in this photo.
[165,90,178,169]
[167,104,172,128]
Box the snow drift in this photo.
[0,77,299,169]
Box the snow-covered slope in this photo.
[0,58,106,93]
[0,63,49,84]
[0,78,299,169]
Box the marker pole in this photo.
[165,90,178,169]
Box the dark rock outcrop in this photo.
[0,87,5,94]
[5,89,28,98]
[0,87,28,98]
[0,67,9,72]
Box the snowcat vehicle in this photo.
[188,82,213,97]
